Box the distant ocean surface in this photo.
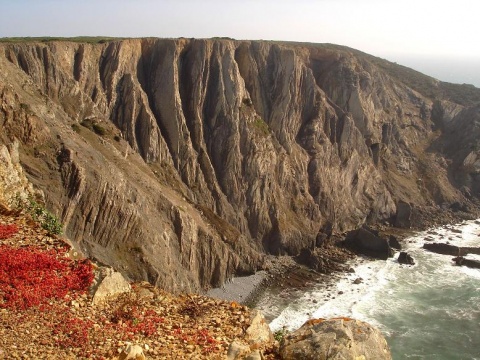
[255,220,480,360]
[394,56,480,88]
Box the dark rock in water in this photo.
[423,243,465,256]
[280,318,392,360]
[395,201,412,228]
[398,251,415,265]
[344,227,393,260]
[463,246,480,255]
[423,243,480,257]
[453,256,480,269]
[388,235,402,250]
[353,278,363,284]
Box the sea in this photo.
[255,219,480,359]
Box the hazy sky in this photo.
[1,0,479,85]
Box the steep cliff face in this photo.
[0,38,478,291]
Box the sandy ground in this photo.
[206,271,268,303]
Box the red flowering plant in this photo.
[0,245,94,310]
[0,224,18,239]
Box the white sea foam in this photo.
[265,219,480,359]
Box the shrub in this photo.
[242,98,253,106]
[92,123,107,136]
[274,327,289,343]
[71,123,81,133]
[253,116,270,136]
[25,199,63,235]
[80,119,107,136]
[80,119,94,130]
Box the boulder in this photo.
[344,227,394,260]
[398,252,415,265]
[280,318,392,360]
[227,340,251,360]
[227,310,273,359]
[92,268,131,305]
[244,310,274,346]
[117,344,145,360]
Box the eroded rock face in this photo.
[0,140,37,206]
[0,38,478,291]
[280,318,392,360]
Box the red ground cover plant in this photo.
[111,300,165,339]
[52,314,94,349]
[0,224,18,239]
[173,326,220,354]
[0,245,94,309]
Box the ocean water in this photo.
[256,220,480,360]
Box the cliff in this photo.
[0,38,479,292]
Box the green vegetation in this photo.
[92,123,107,136]
[242,98,253,106]
[71,123,81,133]
[27,199,63,235]
[80,119,107,136]
[252,116,270,136]
[0,36,124,44]
[19,103,34,115]
[274,327,289,343]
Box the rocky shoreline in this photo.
[207,207,480,329]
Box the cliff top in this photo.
[1,36,478,107]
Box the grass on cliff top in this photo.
[0,36,125,44]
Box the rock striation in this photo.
[0,38,479,291]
